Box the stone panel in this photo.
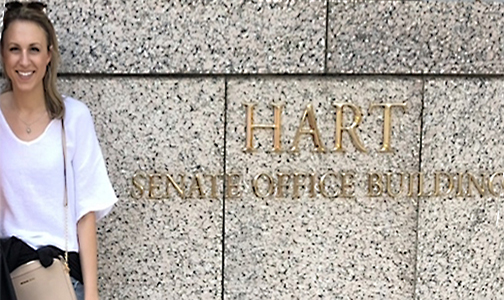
[58,77,225,299]
[328,0,504,74]
[225,78,422,299]
[50,1,325,74]
[417,78,504,300]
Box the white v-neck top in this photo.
[0,97,117,251]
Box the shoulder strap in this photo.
[61,119,70,273]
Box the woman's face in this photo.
[1,20,51,94]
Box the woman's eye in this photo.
[9,47,19,51]
[30,47,40,52]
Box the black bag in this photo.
[0,239,17,300]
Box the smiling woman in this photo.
[0,2,117,300]
[2,20,51,100]
[0,1,60,139]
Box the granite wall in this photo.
[47,1,504,299]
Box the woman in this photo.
[0,2,117,300]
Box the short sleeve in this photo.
[69,103,117,222]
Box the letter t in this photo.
[369,103,407,153]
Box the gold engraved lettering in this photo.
[320,172,339,198]
[341,172,355,198]
[188,174,206,199]
[309,173,317,198]
[488,172,504,197]
[252,173,274,198]
[291,104,325,153]
[226,174,242,199]
[131,170,504,200]
[206,174,219,199]
[407,172,431,197]
[407,173,415,197]
[456,172,465,197]
[149,173,165,199]
[166,174,186,198]
[386,172,404,198]
[244,103,283,153]
[131,171,147,199]
[434,172,454,197]
[367,173,383,197]
[417,173,431,197]
[333,103,367,153]
[501,174,504,196]
[292,173,306,198]
[467,173,486,197]
[368,103,407,153]
[276,173,290,198]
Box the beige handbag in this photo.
[10,120,77,300]
[10,258,77,300]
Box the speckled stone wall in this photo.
[417,79,504,300]
[49,1,326,73]
[225,78,422,299]
[328,0,504,74]
[58,78,225,299]
[42,0,504,299]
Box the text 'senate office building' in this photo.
[51,1,504,299]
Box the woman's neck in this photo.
[11,85,46,113]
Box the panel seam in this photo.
[412,77,426,300]
[221,77,228,300]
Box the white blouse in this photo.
[0,96,117,252]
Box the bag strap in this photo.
[61,119,70,274]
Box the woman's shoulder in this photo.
[63,96,92,120]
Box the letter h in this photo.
[243,103,283,153]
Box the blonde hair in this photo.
[1,3,64,119]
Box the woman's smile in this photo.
[17,71,34,76]
[16,71,35,82]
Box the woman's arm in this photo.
[77,211,99,300]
